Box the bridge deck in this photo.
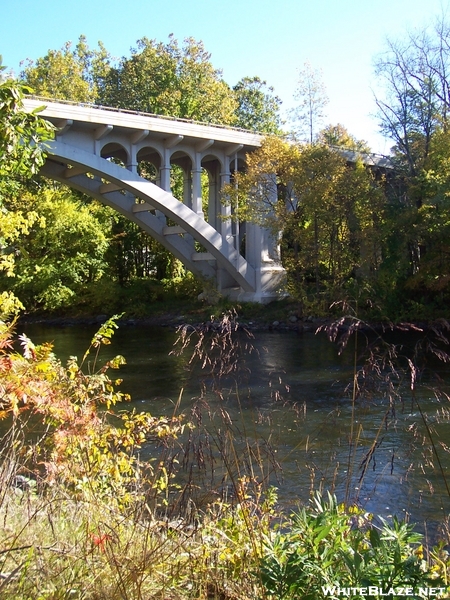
[24,96,263,152]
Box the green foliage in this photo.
[318,123,371,153]
[364,121,450,318]
[21,36,111,103]
[0,316,268,598]
[225,138,385,311]
[14,26,450,319]
[99,35,238,124]
[233,76,283,133]
[369,15,450,315]
[67,273,202,317]
[105,215,154,285]
[374,21,445,180]
[0,316,187,508]
[161,271,203,298]
[0,58,54,192]
[15,36,286,313]
[1,314,450,597]
[260,492,442,600]
[0,59,54,317]
[1,187,110,312]
[21,34,287,132]
[400,128,450,307]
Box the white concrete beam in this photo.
[131,129,149,144]
[192,252,215,261]
[56,119,73,135]
[64,166,86,178]
[132,202,152,213]
[99,182,122,194]
[95,124,113,140]
[165,134,184,149]
[224,143,243,157]
[195,139,214,152]
[24,98,263,148]
[163,225,186,235]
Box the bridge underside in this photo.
[42,141,286,303]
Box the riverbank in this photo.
[17,311,319,332]
[16,297,319,331]
[16,295,432,336]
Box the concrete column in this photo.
[192,153,204,217]
[267,229,281,261]
[246,222,264,271]
[152,149,171,223]
[183,169,192,209]
[220,159,232,242]
[127,144,138,173]
[246,173,279,264]
[129,130,149,173]
[266,173,281,261]
[127,158,138,173]
[160,148,171,192]
[208,163,219,228]
[181,167,195,251]
[231,153,240,254]
[191,168,203,216]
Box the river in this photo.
[19,319,450,540]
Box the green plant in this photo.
[260,492,445,600]
[0,316,188,510]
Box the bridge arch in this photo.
[42,140,257,293]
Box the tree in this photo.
[99,35,237,124]
[398,127,450,304]
[291,62,329,143]
[373,16,450,183]
[21,37,111,103]
[0,59,53,194]
[318,124,371,153]
[224,138,385,307]
[2,187,110,312]
[233,76,283,133]
[373,14,450,313]
[0,59,54,315]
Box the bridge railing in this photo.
[328,145,393,169]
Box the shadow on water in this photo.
[19,321,450,541]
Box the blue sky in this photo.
[1,0,448,153]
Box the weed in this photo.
[260,492,443,599]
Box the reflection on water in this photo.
[19,321,450,538]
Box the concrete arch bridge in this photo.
[23,97,285,303]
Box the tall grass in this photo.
[317,314,450,512]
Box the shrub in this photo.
[0,315,187,508]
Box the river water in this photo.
[19,320,450,540]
